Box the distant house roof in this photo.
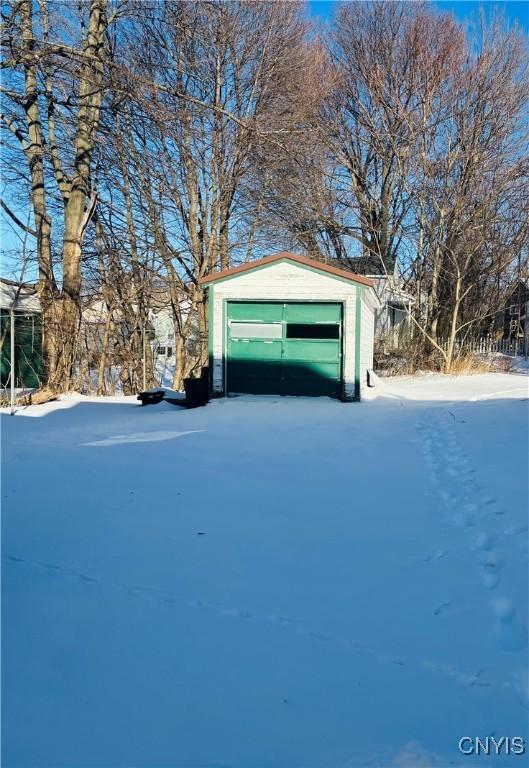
[326,256,415,304]
[327,255,396,278]
[0,278,41,312]
[330,255,386,277]
[199,252,374,287]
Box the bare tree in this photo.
[411,14,529,369]
[260,3,464,272]
[1,0,114,393]
[320,3,462,272]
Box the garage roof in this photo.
[199,252,374,288]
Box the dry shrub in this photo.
[374,334,435,376]
[374,338,512,377]
[492,355,522,373]
[447,353,496,375]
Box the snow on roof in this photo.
[0,278,41,313]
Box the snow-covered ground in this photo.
[2,373,528,767]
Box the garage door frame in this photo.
[224,299,345,398]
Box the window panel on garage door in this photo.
[286,324,340,339]
[229,322,282,339]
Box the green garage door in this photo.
[227,302,342,397]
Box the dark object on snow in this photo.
[183,367,209,408]
[136,368,209,409]
[137,390,165,406]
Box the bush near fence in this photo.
[374,333,526,376]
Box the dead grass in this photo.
[375,341,516,377]
[448,353,496,375]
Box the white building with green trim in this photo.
[199,252,379,401]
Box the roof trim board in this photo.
[198,252,375,288]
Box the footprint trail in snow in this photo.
[417,407,528,709]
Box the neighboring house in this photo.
[149,285,190,358]
[328,256,414,343]
[80,282,186,358]
[500,280,529,343]
[151,307,174,356]
[0,278,43,389]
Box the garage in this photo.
[227,301,342,397]
[200,252,378,401]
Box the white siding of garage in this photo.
[208,260,374,399]
[359,291,376,397]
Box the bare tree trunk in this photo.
[18,0,58,383]
[173,335,187,391]
[48,0,107,391]
[445,268,463,373]
[97,312,113,394]
[428,240,442,342]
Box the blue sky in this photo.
[308,1,529,30]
